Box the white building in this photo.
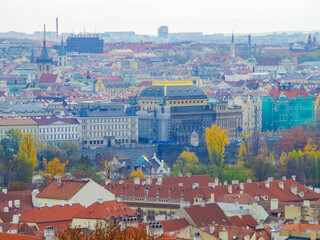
[33,117,80,144]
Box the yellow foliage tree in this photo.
[40,158,68,180]
[173,151,199,174]
[238,133,251,165]
[205,124,229,167]
[14,132,38,170]
[304,138,317,153]
[128,168,146,179]
[279,152,287,167]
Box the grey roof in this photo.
[139,85,207,100]
[3,103,47,113]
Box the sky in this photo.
[1,0,319,35]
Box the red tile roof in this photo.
[38,74,58,84]
[281,223,320,232]
[268,89,310,99]
[160,218,190,233]
[0,233,42,240]
[73,200,138,220]
[36,179,90,200]
[19,204,85,223]
[183,203,233,227]
[217,193,258,205]
[229,214,258,228]
[212,225,255,240]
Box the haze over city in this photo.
[1,0,320,34]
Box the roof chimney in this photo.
[282,176,287,181]
[3,207,8,212]
[232,180,239,185]
[291,185,298,195]
[12,214,19,224]
[14,200,20,209]
[210,193,215,203]
[278,181,284,189]
[219,227,228,240]
[2,188,7,194]
[105,179,111,186]
[267,177,273,182]
[97,198,103,205]
[157,176,162,184]
[186,173,191,178]
[228,185,232,194]
[178,173,183,177]
[292,175,296,181]
[8,201,12,208]
[265,181,270,188]
[240,183,244,191]
[224,181,228,186]
[270,198,279,210]
[134,177,140,185]
[54,175,62,186]
[215,178,219,186]
[247,179,252,184]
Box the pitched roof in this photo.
[0,118,37,126]
[19,204,85,223]
[212,225,255,240]
[281,223,320,232]
[229,214,259,228]
[38,74,58,84]
[183,203,233,227]
[268,89,310,99]
[33,117,79,125]
[257,58,282,66]
[159,218,190,233]
[36,178,90,200]
[0,233,42,240]
[73,200,138,220]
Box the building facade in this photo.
[0,118,38,140]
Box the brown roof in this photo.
[229,214,259,228]
[183,203,233,228]
[36,179,90,200]
[0,118,37,126]
[0,233,42,240]
[20,204,85,223]
[33,117,79,125]
[160,218,190,233]
[212,225,255,240]
[38,74,58,84]
[269,89,310,99]
[73,200,138,220]
[217,193,258,204]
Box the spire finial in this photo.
[231,32,234,44]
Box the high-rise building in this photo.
[158,26,169,39]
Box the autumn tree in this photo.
[173,151,199,174]
[238,133,252,165]
[1,129,22,157]
[14,132,38,170]
[40,158,69,180]
[128,168,146,180]
[205,124,229,168]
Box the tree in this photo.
[304,138,318,153]
[246,153,277,181]
[40,158,69,180]
[205,124,229,167]
[14,132,38,170]
[128,168,146,180]
[173,151,199,174]
[58,141,81,166]
[238,133,252,165]
[1,129,22,157]
[8,182,29,191]
[222,165,255,183]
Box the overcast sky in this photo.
[1,0,319,35]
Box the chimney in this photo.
[186,173,191,178]
[265,181,270,188]
[146,177,152,185]
[291,185,298,195]
[292,175,296,181]
[228,185,232,194]
[238,212,242,219]
[208,182,215,188]
[303,200,310,208]
[282,176,287,181]
[192,183,199,189]
[219,227,228,240]
[97,198,103,205]
[134,177,140,185]
[147,222,163,238]
[54,175,62,186]
[12,214,19,224]
[2,188,7,194]
[194,231,201,240]
[4,207,8,212]
[157,176,162,184]
[14,200,20,209]
[8,201,12,208]
[240,183,244,191]
[105,179,111,186]
[44,226,55,240]
[210,193,215,202]
[268,177,274,182]
[178,173,183,177]
[247,179,252,184]
[215,178,219,186]
[119,180,123,185]
[224,181,228,186]
[232,180,239,185]
[278,181,284,189]
[270,198,279,210]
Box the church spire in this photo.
[58,37,66,56]
[231,32,235,44]
[39,24,50,61]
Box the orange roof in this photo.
[281,223,320,232]
[0,118,37,126]
[36,178,90,200]
[20,204,85,223]
[0,233,42,240]
[229,215,258,228]
[160,218,190,233]
[73,200,138,220]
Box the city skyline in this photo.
[1,0,319,35]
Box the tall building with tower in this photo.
[37,25,53,75]
[158,26,169,39]
[230,32,236,58]
[58,38,67,68]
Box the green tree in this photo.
[14,132,38,170]
[1,129,22,157]
[238,133,252,165]
[173,151,199,174]
[222,165,255,183]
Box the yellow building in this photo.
[0,118,38,140]
[137,80,207,111]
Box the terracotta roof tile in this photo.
[0,233,42,240]
[0,118,37,126]
[38,74,58,84]
[229,214,258,228]
[73,200,138,220]
[268,89,310,99]
[160,218,190,233]
[36,179,90,200]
